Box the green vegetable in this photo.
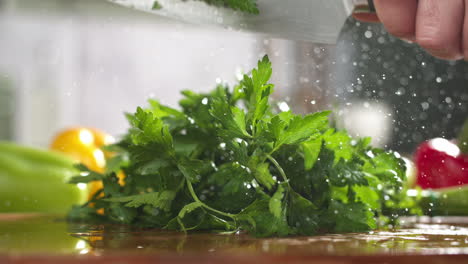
[0,141,87,213]
[415,187,468,216]
[153,0,259,14]
[458,119,468,154]
[68,55,413,237]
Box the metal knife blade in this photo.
[108,0,374,44]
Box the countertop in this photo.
[1,214,468,263]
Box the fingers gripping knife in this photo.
[108,0,375,44]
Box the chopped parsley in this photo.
[68,55,415,237]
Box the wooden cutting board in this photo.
[1,214,468,263]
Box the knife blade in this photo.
[108,0,375,44]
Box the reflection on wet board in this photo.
[1,214,468,257]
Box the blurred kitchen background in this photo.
[0,0,467,154]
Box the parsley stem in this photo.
[185,179,236,220]
[267,155,290,186]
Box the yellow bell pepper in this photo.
[50,128,122,200]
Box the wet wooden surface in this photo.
[1,214,468,263]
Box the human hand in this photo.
[353,0,466,61]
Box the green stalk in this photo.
[185,179,236,220]
[458,119,468,154]
[267,155,290,186]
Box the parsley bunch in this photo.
[153,0,259,14]
[69,56,412,237]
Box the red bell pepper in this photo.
[415,120,468,189]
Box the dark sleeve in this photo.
[333,17,468,153]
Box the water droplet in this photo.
[278,102,290,112]
[421,102,430,110]
[235,67,244,80]
[299,77,310,83]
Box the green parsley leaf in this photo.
[363,149,406,185]
[323,129,354,163]
[105,191,176,210]
[288,191,319,235]
[302,138,322,170]
[274,111,330,150]
[328,200,377,233]
[127,107,174,154]
[210,92,250,139]
[269,184,285,218]
[329,158,368,187]
[242,55,274,128]
[177,158,210,183]
[105,154,129,174]
[136,158,169,175]
[252,162,275,191]
[152,1,162,10]
[237,197,289,237]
